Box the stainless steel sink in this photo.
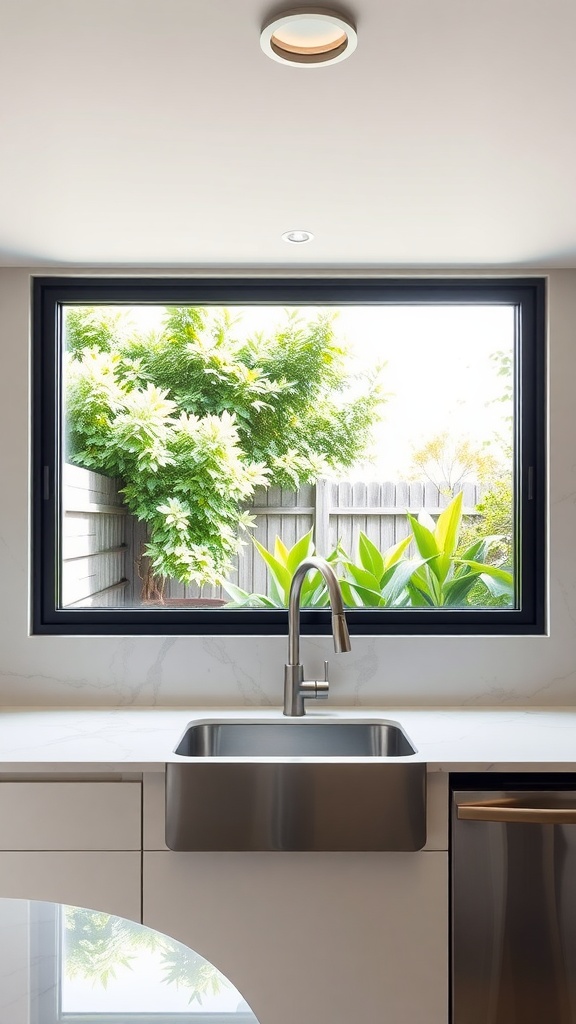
[174,720,417,758]
[166,718,426,852]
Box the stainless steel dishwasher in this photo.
[452,774,576,1024]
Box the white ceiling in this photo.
[1,0,575,267]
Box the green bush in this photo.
[456,478,514,607]
[336,533,420,607]
[223,529,341,608]
[405,492,513,607]
[224,493,514,610]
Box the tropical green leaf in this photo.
[252,538,292,602]
[460,534,506,562]
[407,514,440,571]
[222,581,280,608]
[304,585,331,607]
[480,573,514,600]
[286,529,315,574]
[434,552,450,585]
[340,580,386,607]
[327,541,345,564]
[268,567,285,606]
[406,581,434,606]
[418,510,437,533]
[343,561,381,592]
[443,559,514,606]
[407,562,443,604]
[357,532,385,581]
[443,574,480,606]
[456,560,514,596]
[300,569,328,606]
[274,536,289,562]
[382,535,412,571]
[434,491,463,559]
[459,537,487,561]
[338,580,364,607]
[221,581,252,603]
[380,557,432,606]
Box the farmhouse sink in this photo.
[166,717,426,852]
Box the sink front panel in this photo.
[166,761,426,852]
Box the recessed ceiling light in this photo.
[261,8,357,67]
[282,229,315,243]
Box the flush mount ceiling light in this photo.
[261,8,357,67]
[282,229,315,243]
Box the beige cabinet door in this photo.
[144,850,448,1024]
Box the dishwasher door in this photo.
[452,785,576,1024]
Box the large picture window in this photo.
[32,277,546,635]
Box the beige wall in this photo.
[0,268,572,707]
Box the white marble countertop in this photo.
[1,706,576,773]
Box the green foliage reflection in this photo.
[64,907,226,1004]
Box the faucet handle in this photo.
[315,661,330,699]
[299,662,330,702]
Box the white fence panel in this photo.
[61,470,482,606]
[163,479,481,603]
[61,464,134,608]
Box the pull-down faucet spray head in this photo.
[331,612,351,653]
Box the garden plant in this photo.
[226,492,514,609]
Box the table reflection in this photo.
[0,898,259,1023]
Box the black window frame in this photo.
[32,275,546,637]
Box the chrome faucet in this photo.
[284,557,352,717]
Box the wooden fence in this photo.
[62,468,481,607]
[61,464,139,608]
[162,478,482,603]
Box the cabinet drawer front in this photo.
[0,783,141,850]
[0,852,141,921]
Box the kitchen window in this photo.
[32,277,546,636]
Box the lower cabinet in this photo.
[0,780,142,922]
[143,850,448,1024]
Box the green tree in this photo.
[409,431,500,494]
[490,348,513,412]
[65,307,384,588]
[459,478,514,567]
[457,348,515,574]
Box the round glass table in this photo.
[0,898,259,1023]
